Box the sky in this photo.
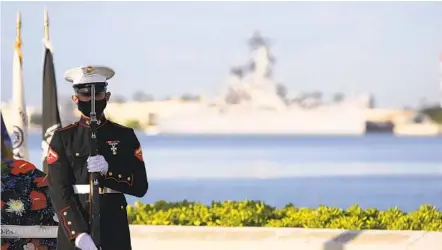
[1,1,442,109]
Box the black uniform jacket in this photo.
[47,116,148,250]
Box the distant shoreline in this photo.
[17,128,442,138]
[15,124,442,138]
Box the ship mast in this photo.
[247,31,268,50]
[247,31,275,78]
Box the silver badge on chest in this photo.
[106,140,120,155]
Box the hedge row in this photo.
[126,200,442,231]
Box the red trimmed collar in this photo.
[79,115,108,128]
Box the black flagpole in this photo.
[42,10,62,174]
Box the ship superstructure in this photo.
[156,32,370,135]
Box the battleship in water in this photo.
[155,32,371,135]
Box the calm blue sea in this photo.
[25,133,442,212]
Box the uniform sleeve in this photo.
[103,129,148,197]
[47,131,89,241]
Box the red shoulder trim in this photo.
[57,122,78,132]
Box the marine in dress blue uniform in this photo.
[47,66,148,250]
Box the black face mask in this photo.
[77,99,107,118]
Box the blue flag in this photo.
[1,113,14,166]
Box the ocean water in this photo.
[24,133,442,211]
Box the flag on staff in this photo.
[11,11,29,161]
[1,113,14,167]
[41,9,62,174]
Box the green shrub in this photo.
[126,200,442,231]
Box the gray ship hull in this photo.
[157,105,366,135]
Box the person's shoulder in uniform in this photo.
[56,122,79,133]
[106,119,139,144]
[52,122,79,140]
[107,119,135,132]
[47,122,78,159]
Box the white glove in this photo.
[87,155,109,175]
[75,233,97,250]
